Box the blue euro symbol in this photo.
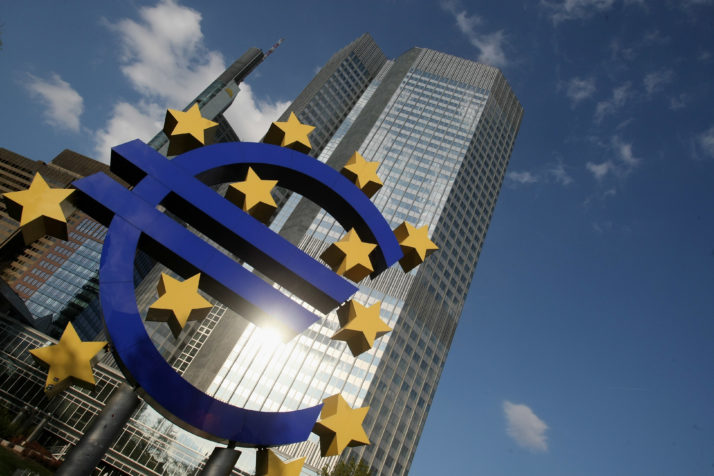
[71,140,403,446]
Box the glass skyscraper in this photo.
[0,34,521,476]
[175,34,523,475]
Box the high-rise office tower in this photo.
[0,33,521,475]
[176,33,523,475]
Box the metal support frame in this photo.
[199,444,241,476]
[55,382,140,475]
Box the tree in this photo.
[321,457,372,476]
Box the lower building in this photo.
[0,312,214,475]
[0,148,141,340]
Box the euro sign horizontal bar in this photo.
[73,173,327,338]
[169,141,404,275]
[107,140,358,314]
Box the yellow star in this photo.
[313,394,369,457]
[163,103,218,156]
[320,229,376,282]
[340,151,382,198]
[263,112,315,153]
[333,301,391,357]
[393,222,439,272]
[225,167,279,223]
[146,273,213,338]
[255,449,305,476]
[3,173,74,245]
[29,322,107,396]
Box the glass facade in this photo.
[0,313,213,475]
[0,35,521,476]
[21,217,105,339]
[175,38,523,475]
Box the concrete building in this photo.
[0,148,140,339]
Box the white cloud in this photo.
[643,69,673,95]
[25,73,84,132]
[592,220,614,233]
[698,125,714,158]
[442,2,509,68]
[615,118,634,130]
[222,83,290,142]
[585,137,640,180]
[503,401,549,452]
[613,137,640,167]
[541,0,616,24]
[506,171,538,184]
[594,82,631,123]
[610,30,669,63]
[94,0,288,160]
[471,30,509,69]
[94,101,164,161]
[669,94,688,110]
[586,160,614,180]
[111,0,224,106]
[549,162,574,185]
[642,30,670,46]
[609,38,636,62]
[565,77,596,106]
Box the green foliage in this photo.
[321,457,372,476]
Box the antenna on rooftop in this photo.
[263,38,284,60]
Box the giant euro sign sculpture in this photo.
[12,111,438,461]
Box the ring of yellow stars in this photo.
[340,151,383,198]
[29,322,107,396]
[393,221,439,272]
[2,173,74,245]
[312,394,370,457]
[333,300,391,357]
[263,112,315,154]
[163,103,218,156]
[320,229,376,282]
[146,273,213,338]
[256,448,305,476]
[225,167,278,223]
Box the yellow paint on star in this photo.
[313,394,370,457]
[29,322,107,396]
[333,300,391,357]
[263,112,315,154]
[146,273,213,338]
[225,167,278,223]
[320,229,376,282]
[340,151,382,198]
[393,222,438,272]
[255,449,305,476]
[3,173,74,245]
[163,103,218,156]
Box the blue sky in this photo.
[1,0,714,474]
